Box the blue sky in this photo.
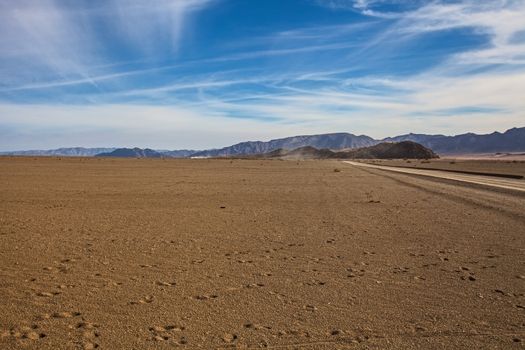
[1,0,524,150]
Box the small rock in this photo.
[23,331,40,340]
[223,333,237,343]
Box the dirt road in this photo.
[344,160,525,193]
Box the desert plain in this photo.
[1,156,524,349]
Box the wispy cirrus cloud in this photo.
[353,0,525,65]
[0,0,215,88]
[107,0,212,55]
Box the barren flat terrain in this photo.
[1,157,524,349]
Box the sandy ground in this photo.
[1,157,524,349]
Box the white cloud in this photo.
[0,103,323,150]
[1,63,523,150]
[361,1,525,66]
[0,0,98,84]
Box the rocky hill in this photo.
[257,141,438,160]
[158,150,200,158]
[338,141,439,159]
[95,148,163,158]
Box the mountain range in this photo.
[383,127,525,154]
[1,127,523,157]
[0,147,116,157]
[190,133,377,157]
[194,127,524,157]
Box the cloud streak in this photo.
[0,0,215,88]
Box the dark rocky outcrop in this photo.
[256,141,438,160]
[95,148,163,158]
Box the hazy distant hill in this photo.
[383,127,525,154]
[158,150,200,158]
[191,133,377,157]
[257,141,438,160]
[0,147,195,158]
[95,148,163,158]
[0,147,116,157]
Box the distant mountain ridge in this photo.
[191,127,525,157]
[0,147,116,157]
[1,127,523,157]
[0,147,197,158]
[191,132,377,157]
[383,127,525,154]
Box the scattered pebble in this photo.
[223,333,237,343]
